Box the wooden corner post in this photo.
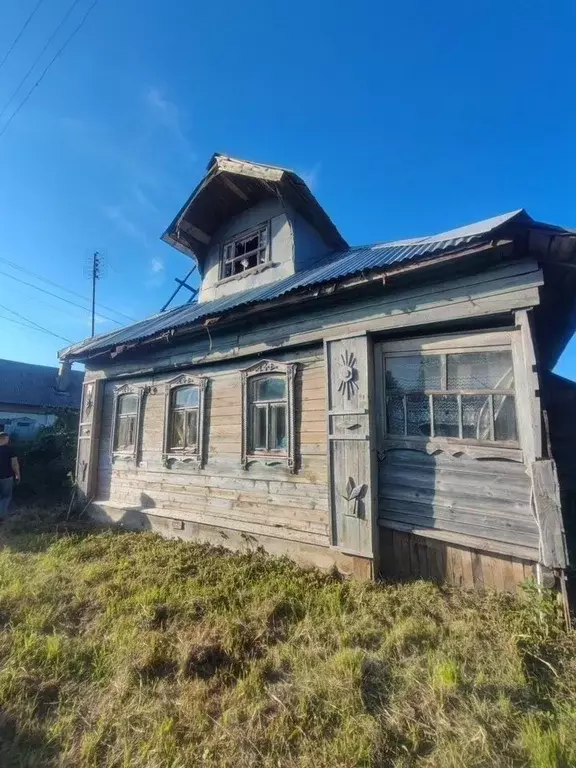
[325,333,378,570]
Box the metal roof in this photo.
[59,208,563,361]
[0,359,84,409]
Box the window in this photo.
[162,375,207,467]
[249,376,287,453]
[168,385,200,451]
[221,224,269,279]
[241,360,297,471]
[114,393,139,452]
[384,348,517,444]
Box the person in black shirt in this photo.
[0,432,20,521]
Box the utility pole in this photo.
[90,251,100,337]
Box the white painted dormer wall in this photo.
[197,198,332,304]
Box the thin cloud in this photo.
[299,162,321,192]
[150,256,164,273]
[144,85,196,161]
[103,204,150,248]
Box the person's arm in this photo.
[11,456,20,482]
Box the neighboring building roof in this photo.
[0,359,84,409]
[59,208,571,361]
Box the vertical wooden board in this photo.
[531,459,567,568]
[460,548,474,589]
[326,336,369,414]
[471,551,485,589]
[76,379,103,500]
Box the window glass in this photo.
[271,404,287,449]
[406,394,431,437]
[251,376,286,401]
[386,355,441,392]
[461,395,491,440]
[447,351,514,389]
[384,347,517,445]
[118,394,138,415]
[252,405,268,450]
[386,396,404,435]
[185,410,199,449]
[494,395,517,441]
[170,410,185,449]
[173,386,199,408]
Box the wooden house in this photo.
[59,154,576,592]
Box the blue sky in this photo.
[0,0,575,377]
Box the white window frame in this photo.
[220,222,270,280]
[111,383,144,463]
[377,330,521,460]
[162,374,207,468]
[241,360,296,472]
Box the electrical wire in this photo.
[0,0,101,140]
[0,268,125,325]
[0,304,72,343]
[0,256,136,322]
[0,0,48,73]
[0,0,85,123]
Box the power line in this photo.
[0,303,72,343]
[0,255,136,322]
[0,312,72,343]
[0,0,48,73]
[0,0,101,141]
[0,0,85,123]
[0,268,124,325]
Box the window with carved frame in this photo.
[162,374,207,467]
[241,360,296,471]
[111,384,144,460]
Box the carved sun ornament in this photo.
[337,350,359,399]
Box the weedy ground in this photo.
[0,507,575,767]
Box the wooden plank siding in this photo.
[379,527,535,592]
[95,350,330,548]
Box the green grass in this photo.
[0,510,575,767]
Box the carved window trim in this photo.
[241,360,297,472]
[110,383,145,464]
[162,374,208,469]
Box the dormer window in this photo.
[221,223,269,279]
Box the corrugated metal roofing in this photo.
[0,359,84,408]
[59,208,560,360]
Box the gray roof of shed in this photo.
[0,359,84,409]
[59,208,568,361]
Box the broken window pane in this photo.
[494,395,517,441]
[447,351,514,390]
[461,395,491,440]
[433,395,459,438]
[386,355,441,392]
[222,225,269,279]
[185,409,199,450]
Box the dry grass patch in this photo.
[0,516,575,767]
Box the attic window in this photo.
[221,224,269,279]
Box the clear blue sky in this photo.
[0,0,575,377]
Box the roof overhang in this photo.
[161,154,348,262]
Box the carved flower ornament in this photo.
[337,350,359,399]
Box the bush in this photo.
[12,410,78,503]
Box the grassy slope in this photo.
[0,517,575,767]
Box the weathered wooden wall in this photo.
[95,347,331,551]
[377,449,538,560]
[379,527,535,592]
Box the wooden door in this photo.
[325,334,376,558]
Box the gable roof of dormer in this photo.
[161,154,348,260]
